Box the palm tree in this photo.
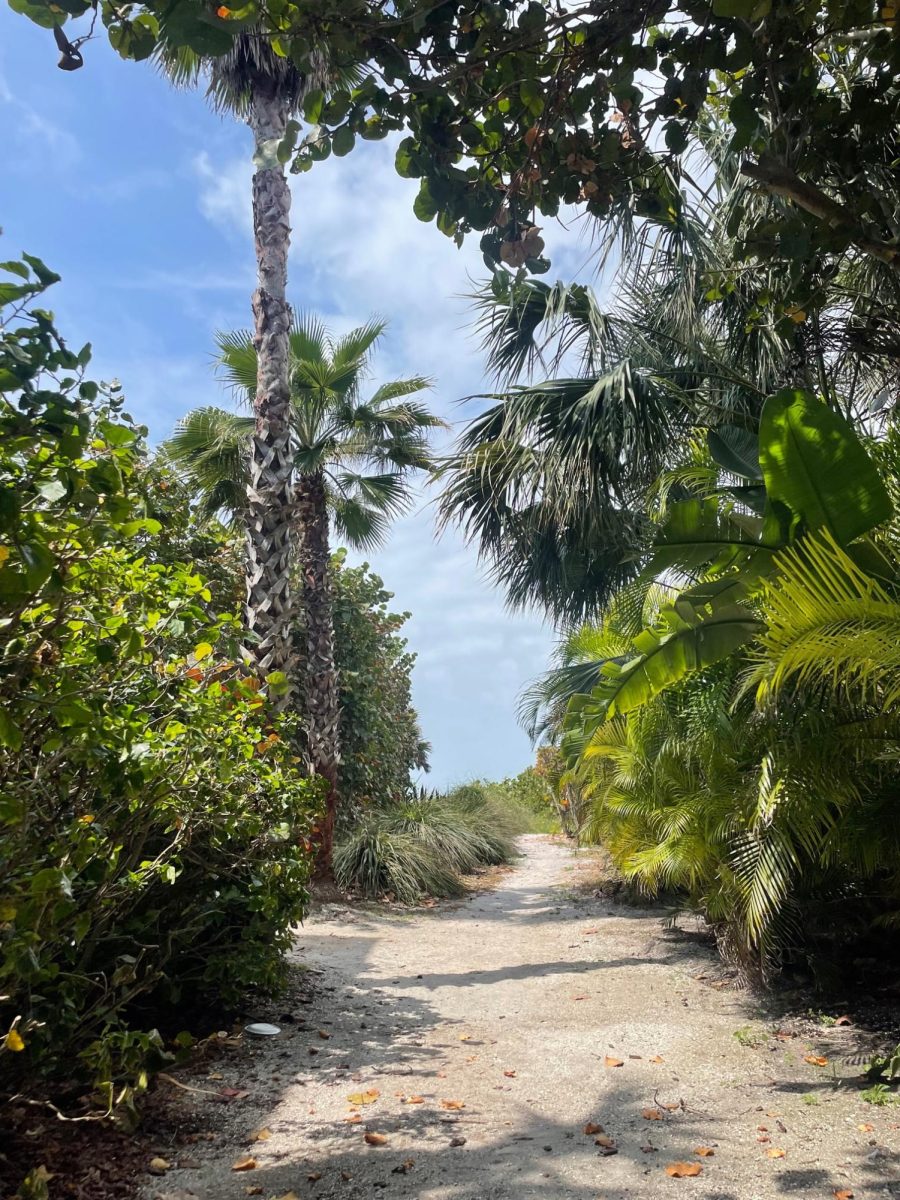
[439,115,900,627]
[158,37,326,684]
[166,316,442,863]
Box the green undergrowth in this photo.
[334,786,519,904]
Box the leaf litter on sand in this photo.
[665,1162,702,1177]
[364,1132,389,1147]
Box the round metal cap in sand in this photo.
[244,1022,281,1037]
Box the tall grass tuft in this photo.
[334,787,518,902]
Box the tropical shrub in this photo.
[334,787,517,903]
[329,554,429,824]
[0,257,322,1106]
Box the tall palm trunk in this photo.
[296,470,340,867]
[244,81,295,684]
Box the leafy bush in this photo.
[329,555,429,823]
[0,257,322,1107]
[334,788,517,903]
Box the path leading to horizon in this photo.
[148,837,898,1199]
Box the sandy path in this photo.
[151,836,898,1200]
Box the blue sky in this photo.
[0,11,596,787]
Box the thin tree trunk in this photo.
[244,84,295,687]
[296,470,341,869]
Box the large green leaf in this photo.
[650,498,781,572]
[707,424,761,480]
[759,389,892,546]
[564,594,763,749]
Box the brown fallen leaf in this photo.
[834,1190,854,1200]
[248,1128,271,1143]
[641,1143,658,1153]
[317,1029,331,1039]
[649,1055,665,1064]
[766,1147,786,1158]
[757,1136,771,1144]
[450,1136,467,1147]
[595,1135,617,1150]
[219,1087,250,1100]
[403,1095,425,1105]
[834,1016,852,1026]
[148,1157,171,1175]
[344,1114,362,1124]
[804,1055,828,1066]
[665,1162,702,1177]
[244,1188,263,1197]
[441,1099,466,1110]
[604,1056,624,1068]
[858,1123,874,1133]
[340,1171,352,1182]
[347,1089,379,1105]
[275,1194,299,1200]
[583,1122,604,1135]
[662,1101,681,1111]
[459,1034,472,1041]
[231,1157,257,1172]
[642,1108,663,1121]
[694,1146,715,1157]
[364,1132,389,1147]
[307,1172,322,1182]
[503,1070,517,1078]
[392,1159,416,1174]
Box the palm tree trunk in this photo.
[244,83,295,686]
[296,470,340,868]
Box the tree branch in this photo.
[740,158,900,270]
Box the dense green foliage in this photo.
[15,1,897,351]
[0,260,322,1107]
[445,123,900,979]
[330,554,429,824]
[334,787,517,904]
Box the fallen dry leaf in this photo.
[595,1135,617,1150]
[340,1171,352,1182]
[766,1148,786,1159]
[244,1188,263,1197]
[347,1089,379,1105]
[804,1055,828,1066]
[403,1095,425,1105]
[248,1128,271,1143]
[231,1157,257,1172]
[642,1108,663,1121]
[583,1122,604,1135]
[307,1172,322,1182]
[665,1162,702,1177]
[662,1101,682,1111]
[694,1146,715,1157]
[392,1159,416,1174]
[834,1016,852,1026]
[275,1194,299,1200]
[834,1190,854,1200]
[344,1114,362,1124]
[459,1034,472,1042]
[317,1030,331,1039]
[604,1056,624,1068]
[148,1157,171,1175]
[364,1132,389,1147]
[503,1070,517,1078]
[441,1099,466,1110]
[858,1123,874,1133]
[649,1054,665,1064]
